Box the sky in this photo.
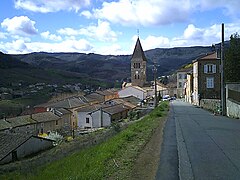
[0,0,240,55]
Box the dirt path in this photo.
[130,117,167,180]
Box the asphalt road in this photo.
[156,100,240,180]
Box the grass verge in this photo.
[1,101,169,180]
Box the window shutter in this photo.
[213,65,216,73]
[204,65,207,73]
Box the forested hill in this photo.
[11,46,214,82]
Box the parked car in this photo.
[163,95,171,101]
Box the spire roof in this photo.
[131,37,147,61]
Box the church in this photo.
[131,37,147,87]
[119,37,167,101]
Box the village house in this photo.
[5,115,37,134]
[76,104,105,129]
[176,68,192,98]
[118,86,147,100]
[192,52,221,105]
[185,71,193,104]
[95,89,119,101]
[34,96,90,129]
[32,111,62,134]
[76,103,130,129]
[51,108,72,136]
[0,132,54,164]
[88,104,129,128]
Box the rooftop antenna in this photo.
[137,29,139,37]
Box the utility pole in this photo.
[153,63,158,108]
[221,23,226,116]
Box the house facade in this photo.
[185,72,193,104]
[176,68,192,98]
[192,52,221,105]
[76,104,129,129]
[32,112,63,134]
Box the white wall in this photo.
[118,87,145,100]
[91,110,111,128]
[77,112,92,128]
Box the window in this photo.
[204,64,216,73]
[206,77,214,88]
[133,63,140,68]
[55,120,58,125]
[178,74,182,79]
[86,117,90,123]
[178,82,182,88]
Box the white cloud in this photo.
[0,39,93,54]
[0,39,29,54]
[41,31,62,41]
[85,0,240,26]
[183,24,204,40]
[81,11,93,19]
[14,0,91,13]
[0,32,7,39]
[198,0,240,17]
[172,23,240,47]
[1,16,38,36]
[90,0,193,26]
[93,44,128,55]
[129,22,240,51]
[141,35,170,50]
[58,20,118,42]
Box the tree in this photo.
[225,33,240,82]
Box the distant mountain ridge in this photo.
[1,45,220,86]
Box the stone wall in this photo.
[200,99,221,114]
[226,99,240,119]
[226,83,240,119]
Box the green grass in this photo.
[1,101,169,180]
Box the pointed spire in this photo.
[131,37,147,61]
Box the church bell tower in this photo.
[131,37,147,87]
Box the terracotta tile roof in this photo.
[108,99,136,109]
[6,115,36,127]
[35,96,89,109]
[102,104,129,115]
[84,93,105,102]
[0,120,11,131]
[32,111,60,123]
[121,96,141,106]
[193,52,219,63]
[96,89,118,96]
[76,103,111,112]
